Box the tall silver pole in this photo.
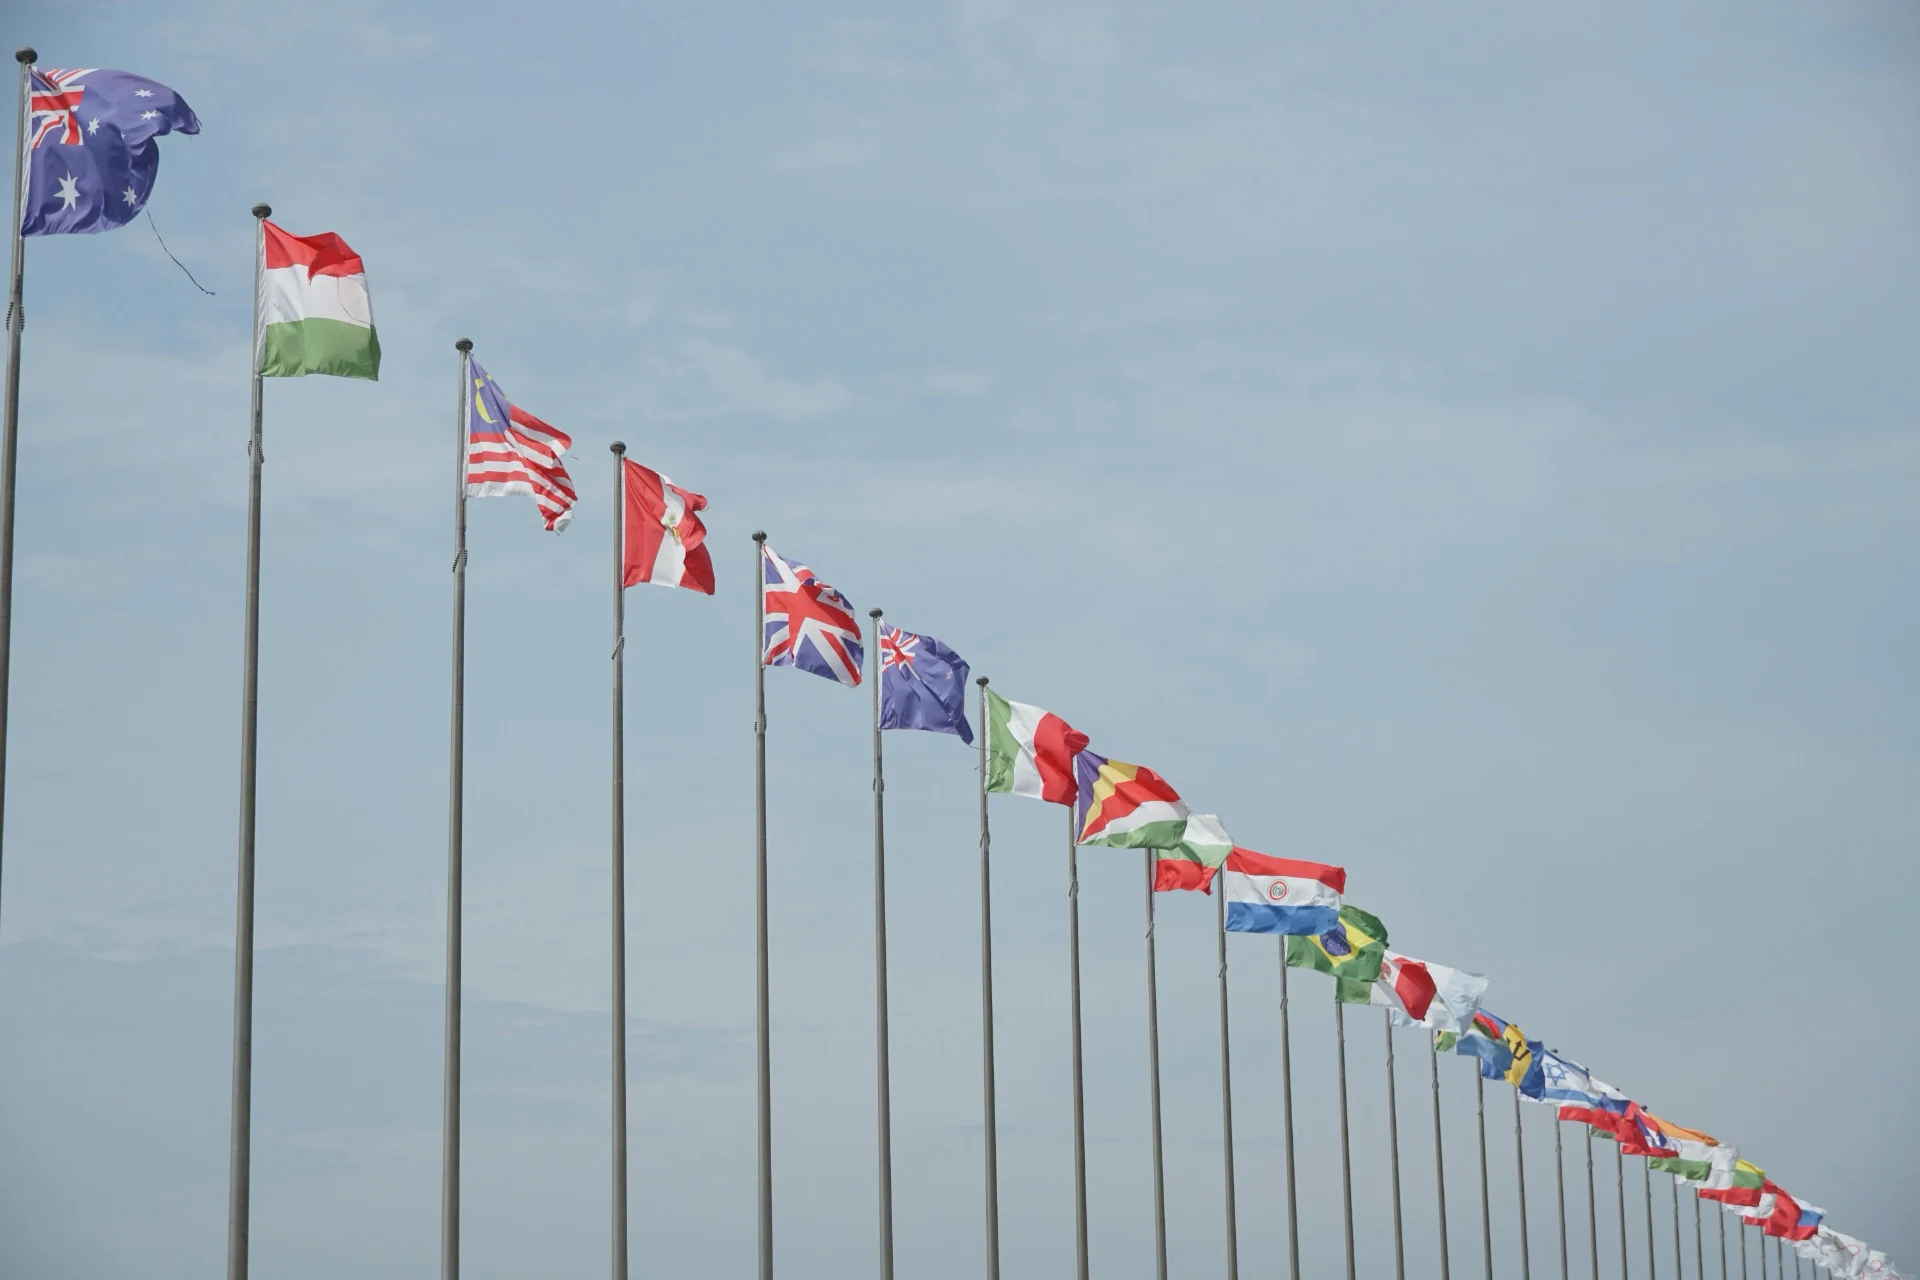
[1615,1143,1628,1280]
[1144,853,1168,1280]
[975,678,1000,1280]
[1215,889,1240,1280]
[1695,1189,1707,1280]
[1644,1158,1657,1280]
[0,48,36,927]
[1515,1090,1533,1280]
[1476,1074,1493,1280]
[1586,1129,1599,1280]
[1278,950,1302,1280]
[1336,995,1357,1280]
[751,530,772,1280]
[226,201,271,1280]
[1384,1013,1405,1280]
[1718,1192,1727,1280]
[1555,1121,1568,1280]
[441,338,472,1280]
[1738,1216,1748,1280]
[609,443,630,1280]
[1671,1177,1683,1280]
[1066,805,1090,1280]
[1431,1040,1452,1280]
[867,608,895,1280]
[1758,1225,1767,1280]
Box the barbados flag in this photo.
[1283,904,1388,981]
[1447,1009,1534,1088]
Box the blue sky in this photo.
[2,1,1916,1277]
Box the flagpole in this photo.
[0,48,36,930]
[1215,888,1240,1280]
[1066,803,1090,1280]
[226,200,271,1280]
[1758,1224,1767,1280]
[1336,993,1357,1280]
[1279,948,1302,1280]
[1738,1217,1747,1280]
[1476,1074,1493,1280]
[1586,1128,1599,1280]
[975,678,1001,1280]
[1694,1189,1706,1280]
[1431,1038,1452,1280]
[1671,1176,1683,1280]
[1515,1089,1533,1280]
[1644,1158,1657,1279]
[1555,1120,1569,1280]
[441,337,472,1280]
[1143,853,1168,1280]
[1384,1012,1404,1280]
[1718,1192,1727,1280]
[1616,1142,1629,1280]
[610,442,630,1280]
[867,608,895,1280]
[751,530,773,1280]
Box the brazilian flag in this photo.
[1285,905,1388,982]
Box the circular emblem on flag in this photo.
[1266,881,1289,903]
[1320,928,1352,958]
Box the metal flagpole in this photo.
[1671,1177,1683,1280]
[1738,1216,1747,1280]
[1615,1141,1628,1280]
[1144,852,1168,1280]
[1384,1012,1405,1280]
[226,200,272,1280]
[1718,1192,1727,1280]
[1555,1121,1569,1280]
[1067,804,1090,1280]
[1476,1074,1493,1280]
[1585,1128,1599,1280]
[0,48,37,928]
[1757,1225,1767,1280]
[1336,994,1357,1280]
[1515,1089,1533,1280]
[441,337,473,1280]
[1278,949,1302,1280]
[1644,1157,1657,1280]
[1431,1039,1452,1280]
[751,530,772,1280]
[976,678,1001,1280]
[1694,1188,1705,1280]
[1216,889,1240,1280]
[868,608,895,1280]
[609,443,630,1280]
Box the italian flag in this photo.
[985,690,1087,806]
[257,220,380,380]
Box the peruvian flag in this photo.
[621,458,714,594]
[1375,952,1439,1023]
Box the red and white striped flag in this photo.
[466,359,577,531]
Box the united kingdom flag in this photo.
[762,545,863,686]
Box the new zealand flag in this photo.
[878,624,972,743]
[22,66,199,237]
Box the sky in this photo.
[2,1,1917,1277]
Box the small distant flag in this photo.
[621,459,712,591]
[984,691,1087,805]
[1699,1159,1767,1207]
[22,66,198,236]
[1388,960,1489,1035]
[1520,1045,1629,1129]
[1337,950,1439,1022]
[1223,848,1344,934]
[465,360,576,529]
[1284,904,1388,981]
[762,546,862,686]
[1446,1009,1533,1088]
[1787,1203,1826,1243]
[1616,1102,1681,1158]
[1075,752,1188,848]
[878,625,971,743]
[1645,1115,1735,1183]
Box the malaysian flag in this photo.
[466,359,577,531]
[762,545,862,686]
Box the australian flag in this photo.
[878,624,972,743]
[22,66,199,237]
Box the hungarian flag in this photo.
[1075,752,1188,848]
[1147,814,1233,892]
[621,459,713,593]
[1337,950,1438,1022]
[1222,847,1344,931]
[985,690,1087,805]
[257,220,380,379]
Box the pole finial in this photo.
[976,675,989,687]
[16,48,36,65]
[610,441,626,455]
[251,203,271,220]
[751,530,767,544]
[454,338,472,353]
[869,607,882,620]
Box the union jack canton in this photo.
[762,546,863,686]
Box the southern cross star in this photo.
[134,88,153,97]
[87,117,101,135]
[55,174,81,210]
[139,110,159,121]
[122,186,138,205]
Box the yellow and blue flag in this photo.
[1284,904,1388,982]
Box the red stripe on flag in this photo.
[261,221,366,278]
[1031,713,1088,806]
[1221,848,1345,890]
[1153,859,1217,894]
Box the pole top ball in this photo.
[454,338,472,353]
[610,441,626,454]
[752,531,767,543]
[251,203,271,220]
[976,676,989,686]
[869,608,883,619]
[16,48,37,65]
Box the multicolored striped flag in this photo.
[258,221,380,380]
[1223,848,1344,929]
[1699,1159,1767,1206]
[1147,813,1233,891]
[984,690,1087,804]
[466,360,576,530]
[1075,751,1188,848]
[1645,1115,1735,1182]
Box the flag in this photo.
[1444,1009,1533,1088]
[1285,904,1388,981]
[984,691,1087,804]
[1700,1159,1767,1206]
[1075,752,1188,848]
[761,546,862,686]
[1616,1103,1681,1158]
[878,625,971,743]
[620,458,710,588]
[22,66,198,236]
[257,220,380,379]
[1387,961,1489,1034]
[1787,1204,1826,1243]
[1337,950,1439,1021]
[1816,1230,1869,1278]
[465,360,576,530]
[1134,814,1232,892]
[1518,1045,1628,1127]
[1222,848,1344,933]
[1644,1115,1735,1182]
[1745,1182,1801,1238]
